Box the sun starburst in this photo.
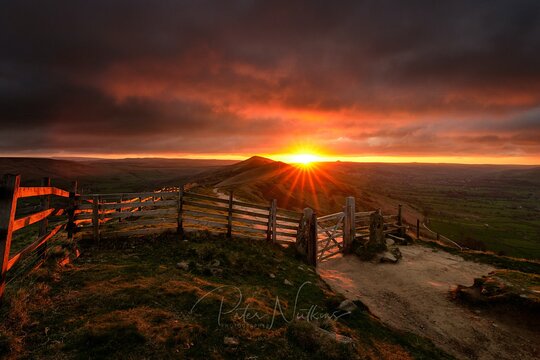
[290,153,318,167]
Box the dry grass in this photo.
[1,232,450,359]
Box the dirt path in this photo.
[318,245,539,360]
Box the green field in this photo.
[358,164,540,259]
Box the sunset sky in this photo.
[1,1,540,164]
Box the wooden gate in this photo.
[317,211,345,261]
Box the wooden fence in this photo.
[0,175,303,299]
[75,188,301,245]
[315,197,405,262]
[412,220,463,250]
[0,174,78,299]
[0,173,417,299]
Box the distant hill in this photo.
[0,157,236,192]
[0,158,97,183]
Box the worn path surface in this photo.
[318,245,539,360]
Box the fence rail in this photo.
[0,175,305,299]
[1,174,78,299]
[75,187,301,246]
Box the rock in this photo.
[385,238,395,246]
[269,273,276,279]
[335,333,354,344]
[284,279,293,286]
[318,328,354,344]
[298,265,305,271]
[223,337,239,346]
[380,252,398,263]
[338,299,357,312]
[390,246,402,260]
[176,261,189,271]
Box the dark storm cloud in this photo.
[1,0,540,157]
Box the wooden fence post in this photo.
[416,219,420,239]
[397,204,404,237]
[267,199,277,243]
[37,177,51,259]
[177,185,184,239]
[295,208,317,266]
[92,195,100,243]
[67,181,78,241]
[117,195,123,223]
[226,191,233,239]
[266,200,273,242]
[271,199,277,244]
[343,196,355,254]
[0,174,20,299]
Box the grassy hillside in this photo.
[0,233,450,359]
[192,156,360,214]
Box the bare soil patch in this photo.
[318,245,539,360]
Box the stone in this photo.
[385,238,395,246]
[176,261,189,271]
[318,328,354,344]
[390,246,402,260]
[335,333,354,344]
[380,252,398,263]
[338,299,357,312]
[369,210,385,245]
[223,337,239,346]
[284,279,293,286]
[269,273,276,279]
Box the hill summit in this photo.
[191,156,356,212]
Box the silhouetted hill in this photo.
[191,156,358,213]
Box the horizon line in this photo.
[1,153,539,166]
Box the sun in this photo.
[290,153,318,167]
